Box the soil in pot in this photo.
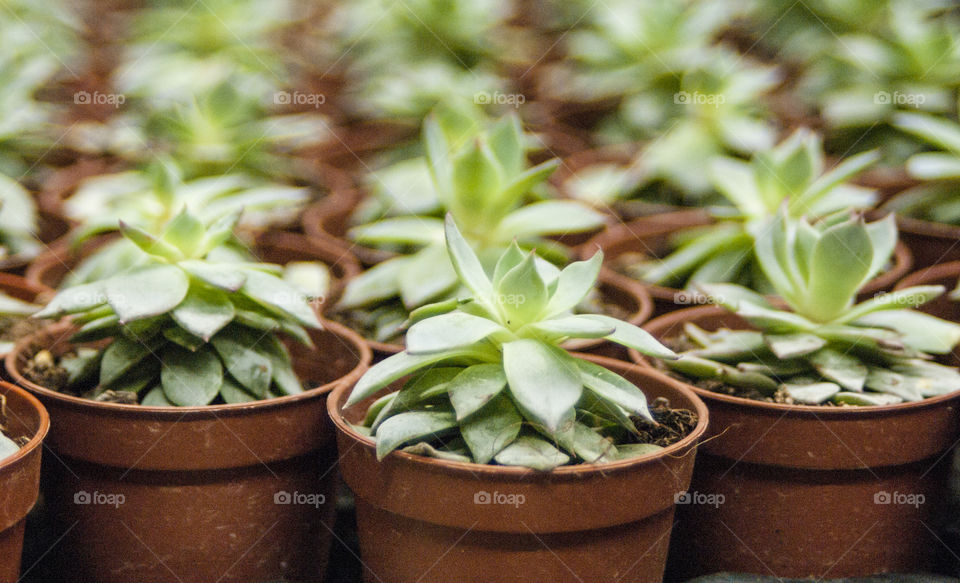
[0,274,54,376]
[6,321,371,583]
[585,211,914,316]
[0,382,49,583]
[637,306,960,579]
[329,355,708,583]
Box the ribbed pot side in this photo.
[6,320,371,583]
[637,305,960,579]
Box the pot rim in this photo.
[0,381,50,469]
[328,353,709,478]
[6,318,372,419]
[895,259,960,290]
[638,304,960,417]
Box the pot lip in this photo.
[6,318,372,419]
[640,304,960,416]
[0,381,50,469]
[328,353,709,477]
[895,260,960,289]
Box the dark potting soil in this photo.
[633,396,699,448]
[22,349,70,393]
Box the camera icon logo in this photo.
[474,491,492,505]
[874,91,891,104]
[674,91,691,104]
[674,491,692,504]
[274,91,292,105]
[274,491,292,504]
[74,91,91,104]
[874,491,891,504]
[74,490,91,504]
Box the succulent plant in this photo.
[329,0,515,120]
[631,129,879,292]
[336,106,606,342]
[344,215,677,469]
[0,171,42,262]
[799,1,960,129]
[112,0,295,101]
[34,209,321,406]
[662,210,960,405]
[61,158,310,286]
[0,0,81,176]
[885,108,960,224]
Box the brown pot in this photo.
[585,210,915,316]
[340,267,654,361]
[636,305,960,578]
[329,354,708,583]
[6,320,371,583]
[0,382,49,582]
[0,210,71,276]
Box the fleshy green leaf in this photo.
[764,333,827,359]
[119,221,184,262]
[106,264,190,323]
[528,315,615,341]
[447,363,508,420]
[577,359,653,422]
[543,252,603,317]
[375,410,458,460]
[34,282,107,319]
[496,252,548,324]
[493,434,570,470]
[444,214,493,299]
[241,268,319,329]
[855,310,960,354]
[346,349,475,407]
[172,285,235,341]
[503,339,582,434]
[461,393,522,464]
[580,314,677,359]
[495,201,605,239]
[406,312,507,355]
[160,345,222,406]
[211,329,272,398]
[179,260,247,292]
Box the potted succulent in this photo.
[883,108,960,267]
[0,381,49,582]
[330,216,708,581]
[331,106,624,352]
[588,129,912,312]
[638,210,960,578]
[6,209,371,582]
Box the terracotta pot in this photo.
[6,320,371,583]
[301,189,395,267]
[584,210,915,315]
[0,382,49,582]
[341,267,654,361]
[26,232,359,310]
[636,306,960,578]
[329,354,708,583]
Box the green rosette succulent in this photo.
[632,129,879,292]
[343,215,677,469]
[336,106,606,343]
[886,107,960,225]
[34,209,322,407]
[663,209,960,406]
